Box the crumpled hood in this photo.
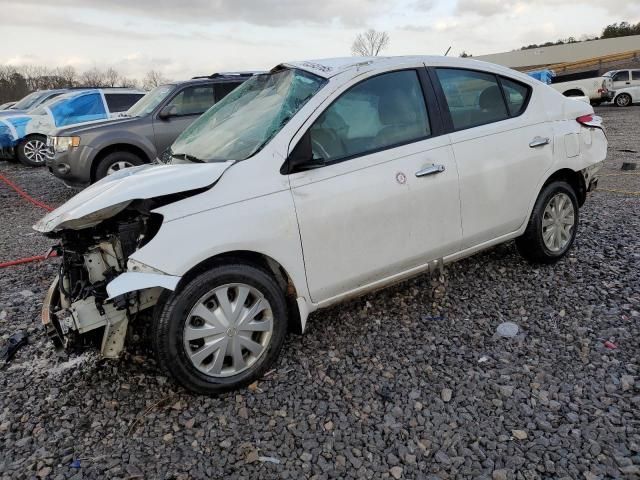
[34,161,235,233]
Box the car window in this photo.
[632,71,640,81]
[49,92,108,127]
[500,77,530,116]
[436,68,509,130]
[166,85,215,116]
[308,70,430,163]
[105,93,145,113]
[215,82,242,102]
[612,71,629,82]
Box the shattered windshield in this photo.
[170,68,326,162]
[127,85,174,117]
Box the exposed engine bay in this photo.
[42,207,163,358]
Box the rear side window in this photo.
[309,70,430,163]
[215,82,242,102]
[500,77,529,116]
[105,93,145,112]
[632,71,640,81]
[436,68,508,130]
[166,85,215,116]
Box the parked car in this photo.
[35,56,607,394]
[0,88,144,166]
[549,70,614,105]
[611,85,640,107]
[46,73,255,186]
[0,101,16,110]
[603,69,640,91]
[0,89,69,116]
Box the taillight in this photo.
[576,114,603,129]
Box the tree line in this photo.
[0,66,168,104]
[519,21,640,51]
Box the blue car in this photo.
[0,88,145,166]
[0,89,69,117]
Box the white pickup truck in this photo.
[549,69,614,105]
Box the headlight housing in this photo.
[51,136,80,153]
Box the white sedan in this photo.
[612,86,639,107]
[35,56,607,394]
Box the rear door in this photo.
[152,83,216,153]
[431,67,554,248]
[631,70,640,88]
[289,68,462,303]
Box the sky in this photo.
[1,0,639,81]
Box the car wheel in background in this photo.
[17,135,48,167]
[615,93,632,107]
[516,181,579,264]
[152,263,288,395]
[94,151,143,182]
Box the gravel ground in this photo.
[0,107,638,480]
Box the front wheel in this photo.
[516,181,579,264]
[615,93,632,107]
[17,135,48,167]
[153,263,288,395]
[94,151,143,182]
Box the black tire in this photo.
[17,134,48,167]
[153,263,288,395]
[590,100,601,107]
[94,151,143,182]
[516,181,579,264]
[615,93,632,107]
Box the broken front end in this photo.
[42,211,167,358]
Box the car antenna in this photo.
[444,46,451,56]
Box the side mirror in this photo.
[158,105,178,120]
[281,131,323,174]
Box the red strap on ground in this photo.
[0,251,58,269]
[0,172,54,212]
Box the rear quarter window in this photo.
[500,77,530,116]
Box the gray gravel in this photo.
[1,107,639,479]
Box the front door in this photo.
[611,70,631,91]
[289,69,462,303]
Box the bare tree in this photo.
[57,66,77,87]
[351,29,390,57]
[143,70,168,89]
[79,67,108,87]
[104,67,121,87]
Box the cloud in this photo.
[15,0,391,27]
[456,0,640,17]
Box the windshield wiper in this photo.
[172,153,205,163]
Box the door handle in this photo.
[529,136,550,148]
[415,164,445,177]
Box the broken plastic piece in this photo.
[70,459,81,468]
[603,340,617,350]
[496,322,519,338]
[1,330,28,365]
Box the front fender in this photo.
[91,130,157,161]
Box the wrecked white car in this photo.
[35,56,607,394]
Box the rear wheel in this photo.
[94,151,143,182]
[17,135,48,167]
[615,93,632,107]
[516,181,579,264]
[153,263,288,395]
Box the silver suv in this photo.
[46,73,255,186]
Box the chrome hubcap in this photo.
[183,283,273,377]
[106,160,134,175]
[617,95,630,106]
[542,192,575,252]
[23,139,47,164]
